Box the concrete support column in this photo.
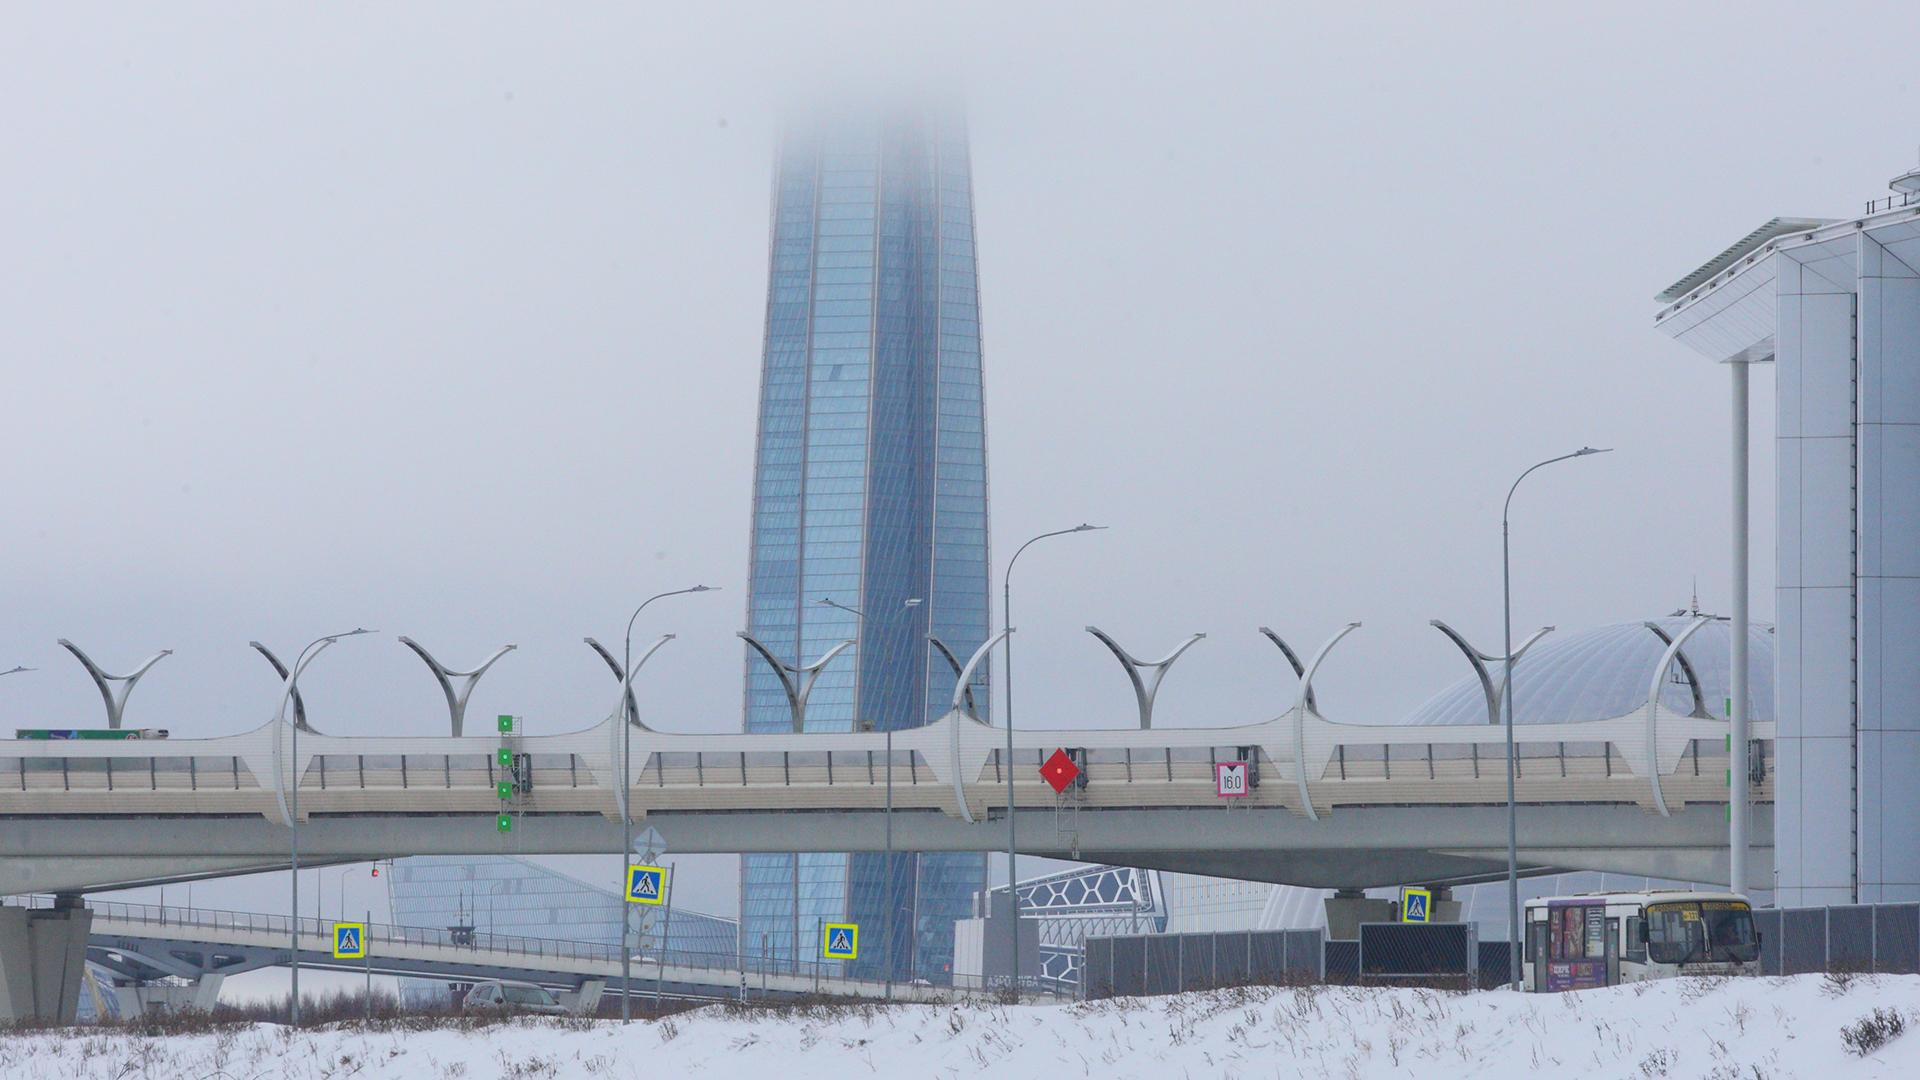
[1856,233,1920,903]
[0,902,94,1024]
[189,972,225,1013]
[1323,889,1393,941]
[1774,244,1861,908]
[556,979,605,1016]
[1423,884,1464,924]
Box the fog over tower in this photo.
[740,101,990,983]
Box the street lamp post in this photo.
[619,585,716,1023]
[284,627,374,1026]
[816,594,921,1001]
[1501,449,1608,989]
[1002,524,1105,993]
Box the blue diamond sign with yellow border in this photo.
[333,922,367,959]
[822,922,859,961]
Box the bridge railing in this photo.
[31,895,996,991]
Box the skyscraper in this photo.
[741,102,990,983]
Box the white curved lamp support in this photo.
[397,638,518,737]
[1642,622,1713,719]
[270,638,339,827]
[738,634,855,733]
[1084,628,1206,730]
[583,637,640,725]
[928,636,981,720]
[249,642,310,732]
[1428,620,1555,725]
[1257,627,1316,712]
[1643,615,1712,818]
[1292,623,1361,821]
[267,630,374,826]
[609,634,674,825]
[57,639,173,730]
[951,628,1012,716]
[945,628,1013,824]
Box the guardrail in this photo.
[20,895,1069,998]
[40,896,819,983]
[1866,190,1920,215]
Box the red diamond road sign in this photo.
[1040,748,1079,794]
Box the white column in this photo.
[1730,359,1751,894]
[1856,230,1920,903]
[1773,241,1860,908]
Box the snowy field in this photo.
[1,974,1916,1079]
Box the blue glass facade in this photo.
[742,105,990,984]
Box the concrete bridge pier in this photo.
[1322,885,1464,939]
[0,896,92,1024]
[1323,888,1391,940]
[105,973,226,1019]
[556,978,604,1016]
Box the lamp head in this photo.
[1074,523,1108,532]
[690,585,717,593]
[1576,447,1612,456]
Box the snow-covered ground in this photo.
[2,974,1916,1078]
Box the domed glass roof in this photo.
[1404,616,1774,726]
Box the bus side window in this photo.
[1625,916,1647,963]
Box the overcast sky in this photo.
[4,2,1917,930]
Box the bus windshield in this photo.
[1646,901,1758,965]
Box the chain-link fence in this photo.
[1751,903,1920,976]
[1083,929,1324,999]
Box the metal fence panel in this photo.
[1827,905,1875,971]
[1111,936,1146,997]
[1145,936,1181,996]
[1324,939,1359,980]
[1249,930,1287,983]
[1477,941,1511,989]
[1180,934,1213,990]
[1752,908,1782,975]
[1085,936,1115,999]
[1215,931,1252,985]
[1283,928,1324,979]
[1781,908,1827,976]
[1357,923,1476,986]
[1875,904,1920,974]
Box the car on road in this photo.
[460,979,568,1016]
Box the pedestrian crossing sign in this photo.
[333,922,366,959]
[626,865,666,905]
[1401,887,1433,924]
[822,922,859,961]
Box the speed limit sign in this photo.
[1215,761,1250,798]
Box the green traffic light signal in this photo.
[498,714,514,734]
[496,813,512,833]
[497,747,513,768]
[497,781,513,800]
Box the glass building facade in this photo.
[741,103,991,984]
[388,856,738,1004]
[389,856,737,957]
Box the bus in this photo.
[1522,890,1760,992]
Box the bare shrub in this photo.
[1839,1006,1906,1057]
